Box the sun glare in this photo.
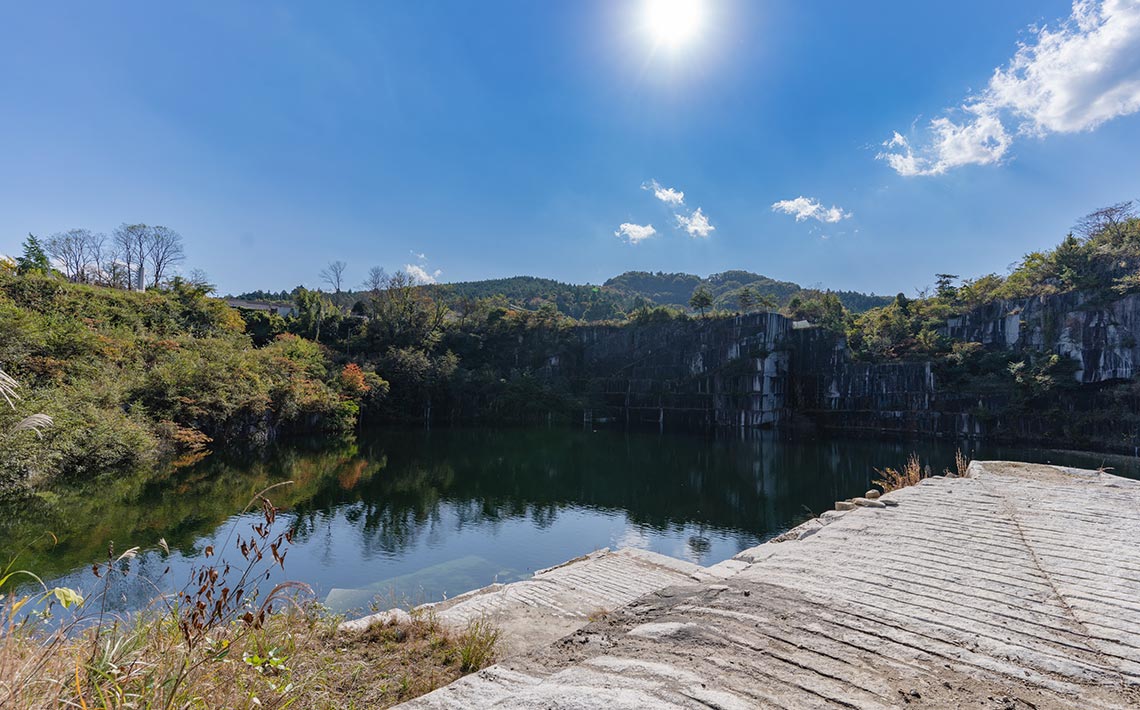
[644,0,704,49]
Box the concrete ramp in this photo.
[344,547,706,656]
[397,461,1140,709]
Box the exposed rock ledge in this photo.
[353,461,1140,709]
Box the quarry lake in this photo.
[5,425,1138,617]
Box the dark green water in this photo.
[2,426,1135,615]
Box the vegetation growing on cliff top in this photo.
[836,202,1140,361]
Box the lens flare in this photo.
[644,0,704,49]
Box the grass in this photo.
[0,486,500,709]
[873,453,926,493]
[874,449,972,493]
[952,448,971,478]
[1,604,500,709]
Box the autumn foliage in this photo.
[340,363,371,395]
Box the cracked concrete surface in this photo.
[393,461,1140,709]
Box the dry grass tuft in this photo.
[873,453,926,493]
[1,604,499,709]
[951,448,970,478]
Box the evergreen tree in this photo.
[689,286,713,317]
[737,287,756,312]
[16,234,51,275]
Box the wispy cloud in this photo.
[642,179,685,206]
[623,180,714,241]
[879,0,1140,176]
[614,222,658,244]
[405,262,441,284]
[676,208,714,238]
[771,196,852,223]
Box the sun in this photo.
[644,0,704,49]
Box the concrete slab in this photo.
[397,461,1140,709]
[344,547,705,656]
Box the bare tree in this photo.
[113,223,150,290]
[1074,201,1137,243]
[146,225,185,287]
[362,265,388,293]
[85,232,110,284]
[320,260,348,293]
[46,229,96,282]
[187,268,214,291]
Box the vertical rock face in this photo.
[788,327,946,437]
[553,290,1139,448]
[944,291,1140,383]
[576,312,790,428]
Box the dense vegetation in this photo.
[0,270,379,492]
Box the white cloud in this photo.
[879,0,1140,176]
[878,106,1012,177]
[675,208,714,238]
[405,263,441,284]
[642,179,685,206]
[410,251,427,261]
[771,196,852,223]
[614,222,657,244]
[990,0,1140,135]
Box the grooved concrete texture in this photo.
[394,461,1140,709]
[342,547,705,657]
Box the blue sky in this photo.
[2,0,1140,296]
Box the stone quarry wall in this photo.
[787,291,1140,444]
[573,312,790,428]
[788,327,990,439]
[563,290,1140,449]
[943,291,1140,383]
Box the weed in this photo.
[944,448,970,477]
[0,488,501,708]
[456,617,500,673]
[874,452,925,493]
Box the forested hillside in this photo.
[235,270,890,320]
[603,270,890,313]
[0,271,380,492]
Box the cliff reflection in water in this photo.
[6,425,1125,614]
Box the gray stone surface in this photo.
[345,547,704,657]
[398,461,1140,709]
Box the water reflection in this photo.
[3,426,1136,615]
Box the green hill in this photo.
[603,270,890,313]
[232,271,890,320]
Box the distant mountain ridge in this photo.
[232,270,890,320]
[602,270,891,313]
[430,270,889,318]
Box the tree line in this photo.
[11,224,196,290]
